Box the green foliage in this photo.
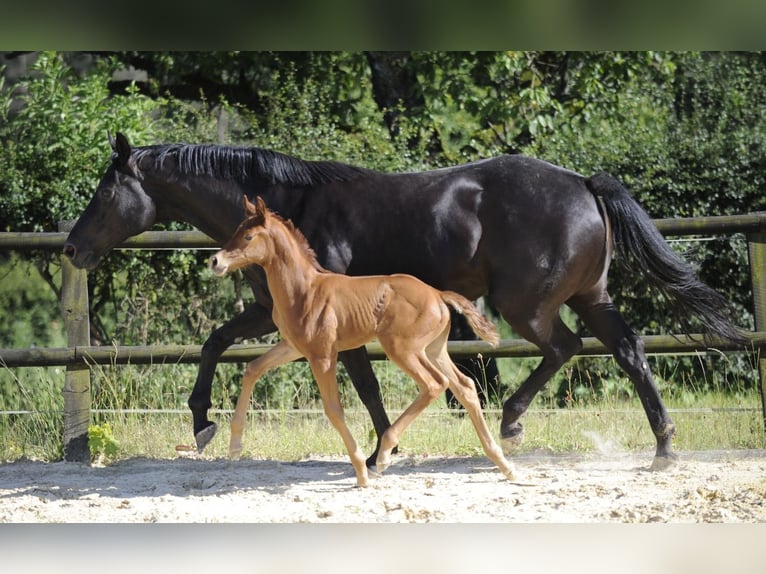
[409,51,677,161]
[234,61,426,172]
[88,422,120,461]
[0,254,65,349]
[0,52,161,232]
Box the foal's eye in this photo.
[244,235,253,241]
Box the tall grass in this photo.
[1,351,763,463]
[0,366,64,460]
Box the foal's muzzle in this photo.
[209,254,228,277]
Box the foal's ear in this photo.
[243,195,258,216]
[254,196,268,216]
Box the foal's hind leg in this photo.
[568,294,677,469]
[229,340,302,459]
[375,348,448,473]
[309,356,370,487]
[433,346,516,479]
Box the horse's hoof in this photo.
[500,424,524,455]
[195,423,218,453]
[649,453,679,472]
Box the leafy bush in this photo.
[88,422,120,461]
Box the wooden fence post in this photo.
[748,231,766,431]
[58,221,91,462]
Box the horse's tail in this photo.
[441,292,500,347]
[585,172,745,345]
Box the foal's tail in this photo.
[440,292,500,347]
[586,172,745,345]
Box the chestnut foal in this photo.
[210,196,515,486]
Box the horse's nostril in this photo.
[63,243,76,259]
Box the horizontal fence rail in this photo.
[2,212,766,251]
[1,211,765,462]
[1,333,765,368]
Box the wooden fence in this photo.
[1,212,765,462]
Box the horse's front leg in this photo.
[229,341,302,459]
[189,302,277,453]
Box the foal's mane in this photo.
[247,209,329,274]
[132,143,371,186]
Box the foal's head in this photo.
[210,195,270,277]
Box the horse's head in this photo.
[210,195,269,276]
[63,132,157,270]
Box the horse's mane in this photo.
[133,143,371,186]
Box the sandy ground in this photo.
[1,448,765,523]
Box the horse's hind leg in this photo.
[309,356,370,487]
[568,293,677,469]
[497,311,583,453]
[229,340,302,458]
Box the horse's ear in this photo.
[243,195,257,216]
[113,132,132,167]
[108,131,116,150]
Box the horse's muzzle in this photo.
[62,242,99,270]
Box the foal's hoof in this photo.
[500,424,524,455]
[503,468,517,481]
[649,452,679,472]
[366,445,398,469]
[195,423,218,453]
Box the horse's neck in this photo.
[149,173,248,244]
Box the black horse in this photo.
[64,132,743,470]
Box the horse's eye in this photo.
[100,187,115,201]
[244,235,253,241]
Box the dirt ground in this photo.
[1,448,765,523]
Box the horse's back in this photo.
[298,153,608,309]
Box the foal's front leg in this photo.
[309,356,370,487]
[229,341,302,458]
